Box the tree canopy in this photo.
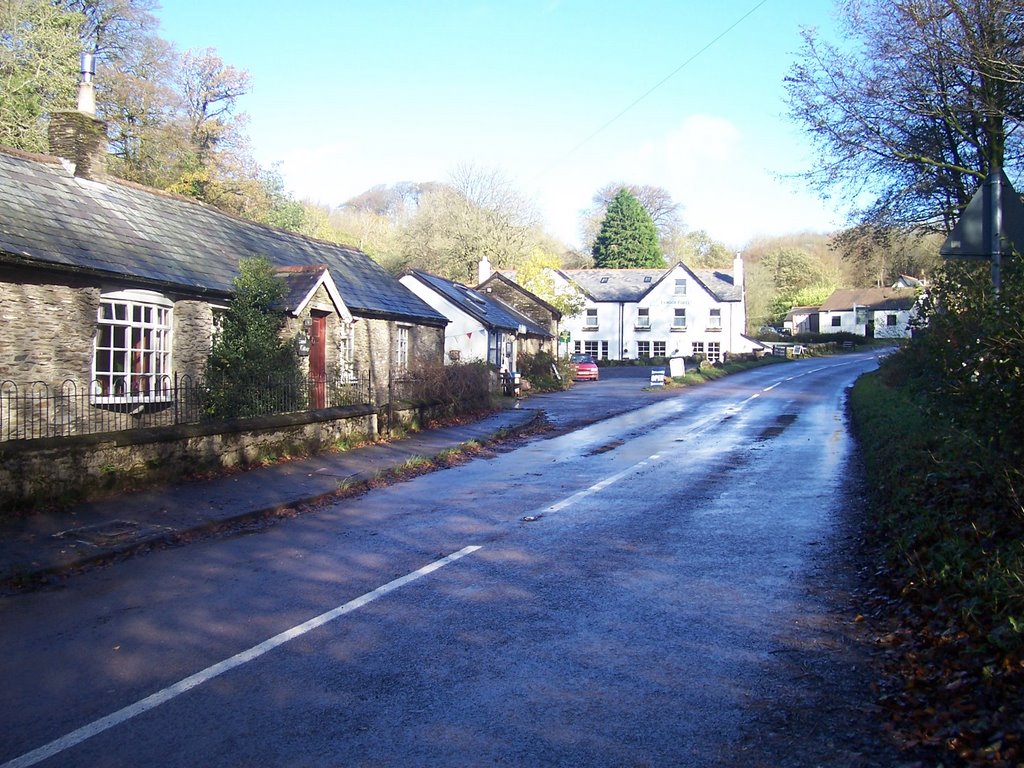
[786,0,1024,234]
[0,0,82,151]
[591,188,665,269]
[516,248,585,318]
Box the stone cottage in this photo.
[0,110,447,439]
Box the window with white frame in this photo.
[488,331,501,367]
[601,340,609,359]
[92,290,173,402]
[831,315,842,327]
[708,308,722,328]
[585,308,598,328]
[674,278,687,295]
[708,341,721,362]
[395,325,409,369]
[692,341,705,357]
[673,308,687,328]
[636,307,650,328]
[653,340,666,357]
[583,340,599,356]
[636,340,651,358]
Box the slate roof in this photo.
[819,287,917,312]
[406,270,551,338]
[0,147,447,326]
[476,271,563,321]
[559,264,742,303]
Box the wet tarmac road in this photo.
[0,353,887,767]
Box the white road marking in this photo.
[524,453,665,518]
[1,546,482,768]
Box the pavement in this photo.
[0,404,547,592]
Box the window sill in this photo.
[705,327,722,332]
[634,325,651,331]
[91,395,174,407]
[582,326,599,332]
[670,326,688,332]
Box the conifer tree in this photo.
[591,188,664,268]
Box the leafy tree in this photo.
[834,224,943,287]
[399,166,538,283]
[177,47,249,163]
[665,229,733,268]
[0,0,81,151]
[786,0,1024,234]
[516,247,585,318]
[591,188,665,268]
[204,257,303,418]
[748,247,839,325]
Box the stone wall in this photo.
[353,316,445,399]
[0,405,378,511]
[173,298,216,380]
[0,269,99,386]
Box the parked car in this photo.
[570,353,599,381]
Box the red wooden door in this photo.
[309,315,326,408]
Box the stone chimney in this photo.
[733,252,744,288]
[478,256,493,284]
[47,52,107,179]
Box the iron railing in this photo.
[0,373,372,442]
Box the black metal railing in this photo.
[0,373,372,442]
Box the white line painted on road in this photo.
[524,453,666,519]
[1,545,482,768]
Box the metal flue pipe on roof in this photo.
[76,52,97,116]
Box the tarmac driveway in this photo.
[527,364,676,431]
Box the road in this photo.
[0,353,898,767]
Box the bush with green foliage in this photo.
[850,258,1024,653]
[204,257,304,419]
[517,350,572,391]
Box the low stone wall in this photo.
[0,404,379,512]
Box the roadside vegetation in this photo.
[848,261,1024,766]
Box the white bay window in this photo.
[92,290,173,402]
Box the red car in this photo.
[571,353,599,381]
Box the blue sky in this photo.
[156,0,844,249]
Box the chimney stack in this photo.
[733,252,744,288]
[48,51,107,179]
[478,255,493,285]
